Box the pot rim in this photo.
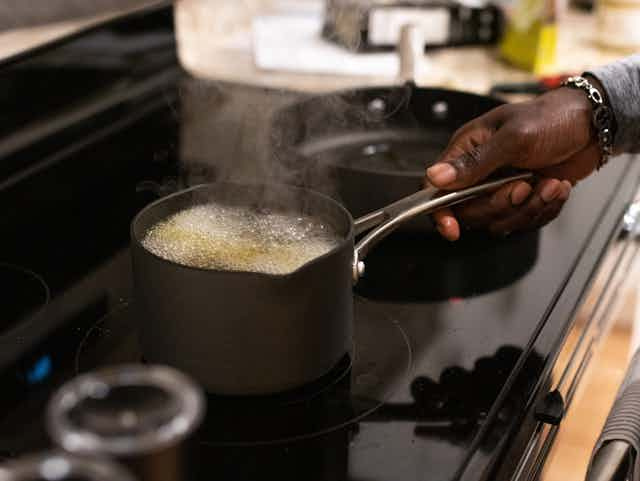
[271,86,505,178]
[130,181,355,280]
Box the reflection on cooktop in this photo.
[189,425,352,481]
[188,345,544,481]
[75,300,412,445]
[370,345,544,451]
[0,67,124,140]
[355,230,540,302]
[0,263,49,335]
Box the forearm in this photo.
[586,54,640,154]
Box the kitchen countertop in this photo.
[0,0,163,65]
[1,0,626,93]
[174,1,625,94]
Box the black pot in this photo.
[270,87,504,222]
[130,174,531,395]
[131,183,355,395]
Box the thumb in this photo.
[426,125,520,190]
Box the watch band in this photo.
[561,76,614,169]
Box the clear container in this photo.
[46,364,205,481]
[0,452,135,481]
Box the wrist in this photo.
[584,74,619,154]
[561,75,615,168]
[537,86,594,145]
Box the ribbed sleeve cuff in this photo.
[586,55,640,154]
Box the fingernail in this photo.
[540,181,560,203]
[511,182,532,206]
[427,163,457,186]
[436,218,457,241]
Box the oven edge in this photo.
[509,190,640,481]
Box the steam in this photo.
[172,3,421,212]
[178,80,292,187]
[175,75,421,218]
[323,0,367,51]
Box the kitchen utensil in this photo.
[131,172,532,396]
[269,25,504,224]
[46,364,205,481]
[0,452,135,481]
[586,441,631,481]
[352,171,533,274]
[586,348,640,481]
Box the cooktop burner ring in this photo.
[75,299,412,446]
[0,262,50,336]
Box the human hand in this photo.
[426,82,603,241]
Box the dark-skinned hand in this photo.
[426,79,606,241]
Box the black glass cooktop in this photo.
[0,6,639,481]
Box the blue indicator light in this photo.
[26,355,52,384]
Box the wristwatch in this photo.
[561,75,615,169]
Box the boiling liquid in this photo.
[142,204,340,275]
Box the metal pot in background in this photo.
[46,364,205,481]
[271,87,502,220]
[270,25,504,223]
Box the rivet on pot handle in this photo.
[351,172,535,283]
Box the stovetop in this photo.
[1,5,640,481]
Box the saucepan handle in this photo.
[351,172,535,283]
[398,24,424,84]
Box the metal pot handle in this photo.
[351,172,535,283]
[398,23,424,84]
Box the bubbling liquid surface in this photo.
[142,203,341,275]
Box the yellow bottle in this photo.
[499,0,558,74]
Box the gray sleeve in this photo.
[586,54,640,154]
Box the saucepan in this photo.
[131,171,532,396]
[269,25,505,226]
